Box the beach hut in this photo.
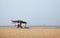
[12,20,27,28]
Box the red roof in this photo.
[12,20,27,24]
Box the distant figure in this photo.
[17,23,22,28]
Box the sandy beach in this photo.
[0,27,60,38]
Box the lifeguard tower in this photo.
[12,20,27,28]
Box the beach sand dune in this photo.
[0,27,60,38]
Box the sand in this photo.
[0,27,60,38]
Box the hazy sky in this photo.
[0,0,60,26]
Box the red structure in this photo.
[12,20,27,28]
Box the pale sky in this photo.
[0,0,60,26]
